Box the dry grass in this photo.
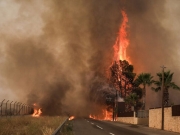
[0,115,68,135]
[59,120,74,135]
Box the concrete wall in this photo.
[149,107,180,133]
[137,118,149,125]
[149,108,162,129]
[117,117,136,124]
[117,112,149,125]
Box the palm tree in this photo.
[152,70,180,106]
[134,73,154,110]
[125,93,139,111]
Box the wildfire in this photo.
[113,10,129,61]
[103,110,112,121]
[92,10,129,122]
[69,116,75,120]
[32,108,42,117]
[89,109,112,121]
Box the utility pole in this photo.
[161,65,166,130]
[114,90,117,121]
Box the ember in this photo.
[69,116,75,120]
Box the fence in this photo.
[172,105,180,116]
[0,99,34,116]
[117,111,149,125]
[118,111,134,117]
[136,110,149,118]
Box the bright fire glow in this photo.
[32,108,42,117]
[113,10,129,61]
[89,109,112,121]
[69,116,75,120]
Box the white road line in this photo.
[109,133,115,135]
[96,125,103,129]
[91,122,94,124]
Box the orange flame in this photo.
[104,110,112,121]
[113,10,129,61]
[69,116,75,120]
[89,109,112,121]
[32,108,42,117]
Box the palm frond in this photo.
[151,87,161,92]
[153,70,180,93]
[169,82,180,90]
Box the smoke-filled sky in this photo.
[0,0,180,115]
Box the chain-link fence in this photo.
[0,99,34,116]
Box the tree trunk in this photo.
[142,85,146,110]
[164,88,169,106]
[125,80,127,97]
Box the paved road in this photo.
[73,118,179,135]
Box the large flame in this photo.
[113,10,129,61]
[89,109,112,121]
[94,10,129,121]
[32,108,42,117]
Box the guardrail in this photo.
[52,118,68,135]
[0,99,34,116]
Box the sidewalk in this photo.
[104,121,180,135]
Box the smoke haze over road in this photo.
[0,0,180,115]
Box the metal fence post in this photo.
[19,103,22,115]
[5,100,9,116]
[0,99,5,116]
[10,101,13,116]
[14,101,17,115]
[25,104,27,115]
[23,104,25,115]
[16,102,20,115]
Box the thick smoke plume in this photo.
[0,0,121,116]
[0,0,180,115]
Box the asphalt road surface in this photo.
[73,118,179,135]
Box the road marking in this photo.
[91,122,94,124]
[96,125,103,129]
[109,133,115,135]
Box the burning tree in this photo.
[109,60,136,99]
[109,60,138,112]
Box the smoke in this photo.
[0,0,122,116]
[0,0,180,115]
[125,0,180,108]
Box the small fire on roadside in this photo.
[69,116,75,120]
[89,109,112,121]
[32,108,42,117]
